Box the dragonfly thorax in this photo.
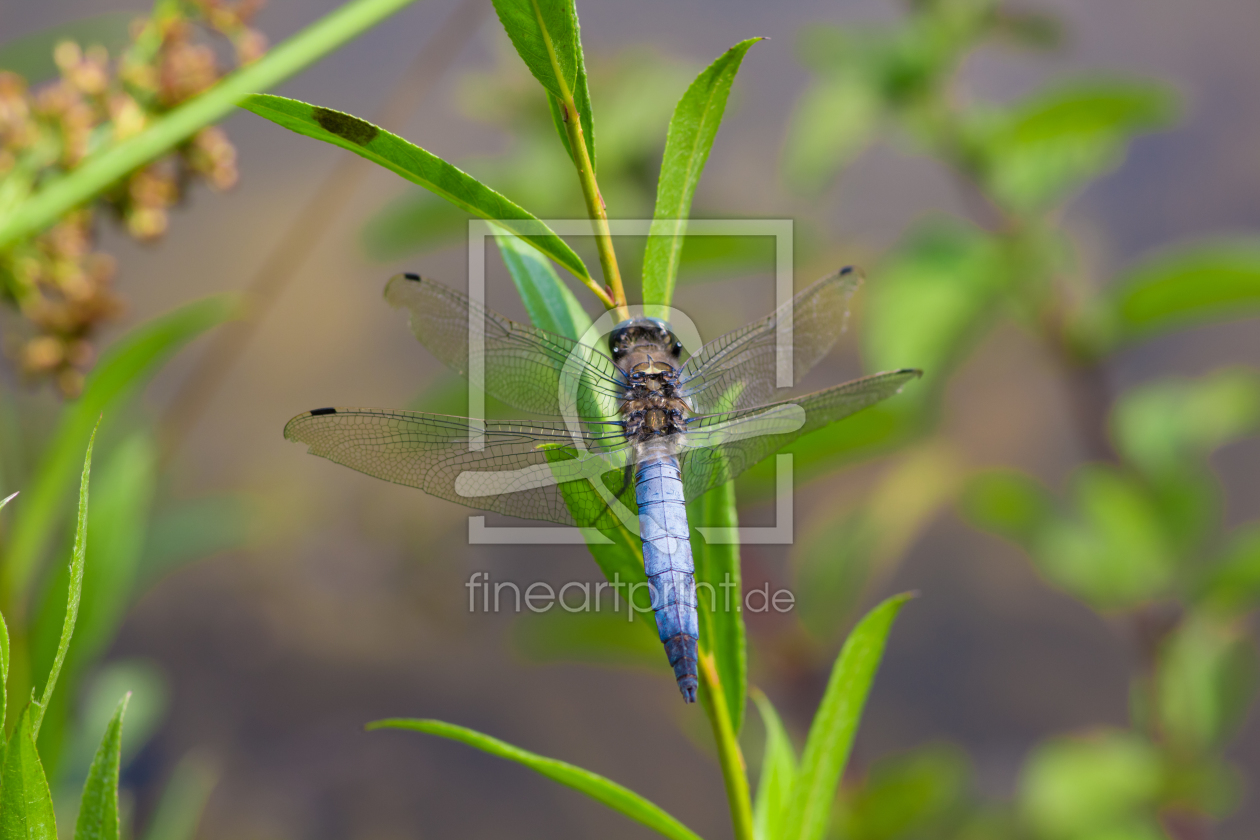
[609,320,688,441]
[621,368,688,437]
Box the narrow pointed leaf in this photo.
[690,480,747,733]
[494,229,591,340]
[0,610,8,740]
[75,693,129,840]
[753,690,798,840]
[242,94,591,283]
[1,705,57,839]
[782,593,914,840]
[369,718,702,840]
[491,0,578,102]
[643,38,760,311]
[0,0,419,249]
[495,0,595,168]
[31,422,98,741]
[4,295,237,603]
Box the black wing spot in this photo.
[309,407,338,416]
[404,273,421,281]
[839,265,855,276]
[313,107,379,146]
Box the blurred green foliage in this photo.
[772,0,1260,838]
[0,0,421,832]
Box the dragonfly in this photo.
[284,267,920,703]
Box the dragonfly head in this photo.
[608,317,685,366]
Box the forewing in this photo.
[678,368,921,500]
[285,407,634,528]
[679,267,861,414]
[385,274,621,419]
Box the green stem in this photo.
[561,100,628,319]
[700,652,755,840]
[0,0,419,249]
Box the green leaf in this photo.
[491,0,579,103]
[1,705,57,840]
[493,0,596,173]
[738,402,920,501]
[642,38,761,311]
[1094,240,1260,348]
[1200,524,1260,615]
[676,234,778,284]
[962,78,1177,212]
[242,94,591,283]
[544,449,657,633]
[1019,731,1163,840]
[864,222,1005,376]
[0,609,8,740]
[1111,368,1260,477]
[27,434,159,775]
[75,693,128,840]
[752,690,797,840]
[689,481,746,734]
[0,0,419,250]
[368,718,702,840]
[31,420,97,742]
[494,229,592,340]
[781,74,879,194]
[141,753,216,840]
[66,661,167,778]
[782,593,913,840]
[1036,466,1175,610]
[3,295,237,604]
[960,469,1056,547]
[1157,615,1259,753]
[74,434,158,667]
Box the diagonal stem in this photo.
[699,651,755,840]
[156,0,486,464]
[561,99,629,320]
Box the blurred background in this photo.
[0,0,1258,837]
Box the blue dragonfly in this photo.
[285,268,920,702]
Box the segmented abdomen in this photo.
[635,454,699,703]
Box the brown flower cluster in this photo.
[0,0,266,396]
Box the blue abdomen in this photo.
[635,455,699,703]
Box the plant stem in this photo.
[562,100,629,319]
[699,651,755,840]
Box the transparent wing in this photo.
[678,368,921,500]
[285,407,635,528]
[678,267,861,415]
[385,274,622,419]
